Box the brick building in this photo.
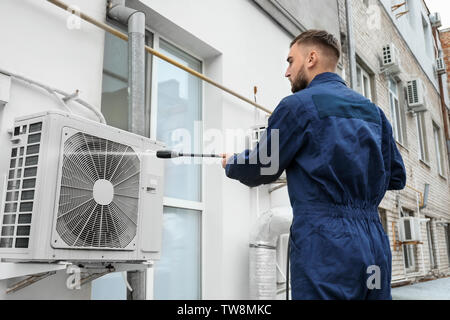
[340,0,450,285]
[440,28,450,96]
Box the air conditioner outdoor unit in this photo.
[436,57,446,75]
[0,111,164,263]
[382,43,401,74]
[429,12,442,28]
[399,217,422,242]
[406,79,427,112]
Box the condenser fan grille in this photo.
[56,132,140,249]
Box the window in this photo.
[154,207,202,299]
[401,208,418,273]
[152,37,203,300]
[416,112,429,163]
[356,63,372,100]
[100,30,152,133]
[433,122,445,176]
[154,38,202,202]
[445,224,450,264]
[426,217,437,269]
[378,208,388,234]
[389,79,407,146]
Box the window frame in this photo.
[356,63,373,101]
[149,32,205,300]
[388,79,405,146]
[100,18,154,136]
[432,121,445,177]
[416,112,430,164]
[401,208,417,273]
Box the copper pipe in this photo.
[46,0,272,114]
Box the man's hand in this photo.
[221,153,234,169]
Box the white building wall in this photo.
[0,0,109,298]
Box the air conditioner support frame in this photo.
[392,221,423,251]
[1,261,152,294]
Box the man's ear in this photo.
[307,51,317,68]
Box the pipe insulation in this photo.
[46,0,271,114]
[249,206,293,300]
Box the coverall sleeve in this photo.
[225,95,307,187]
[379,108,406,190]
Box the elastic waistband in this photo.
[292,202,380,220]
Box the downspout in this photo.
[107,0,146,136]
[345,0,357,89]
[431,26,450,170]
[107,0,147,299]
[249,206,292,300]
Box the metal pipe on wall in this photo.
[108,0,146,136]
[47,0,272,115]
[107,0,147,299]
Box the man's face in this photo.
[285,44,309,93]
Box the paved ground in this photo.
[392,277,450,300]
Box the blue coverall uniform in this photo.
[225,72,406,300]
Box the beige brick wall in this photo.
[339,0,450,283]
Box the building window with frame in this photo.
[416,112,429,163]
[356,63,372,100]
[378,208,388,235]
[388,78,407,146]
[445,224,450,264]
[401,208,418,273]
[152,37,203,300]
[432,122,445,177]
[100,28,152,133]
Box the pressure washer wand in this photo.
[156,150,225,159]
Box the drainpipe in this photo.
[249,206,292,300]
[345,0,357,89]
[107,0,146,136]
[107,0,147,300]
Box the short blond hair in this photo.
[290,30,341,62]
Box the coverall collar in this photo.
[306,72,347,88]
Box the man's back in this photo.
[285,72,406,210]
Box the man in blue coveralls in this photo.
[222,30,406,300]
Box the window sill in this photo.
[395,141,409,152]
[419,159,431,168]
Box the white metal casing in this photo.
[436,57,446,75]
[429,12,442,28]
[382,43,401,74]
[0,111,165,263]
[406,79,427,112]
[399,217,422,242]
